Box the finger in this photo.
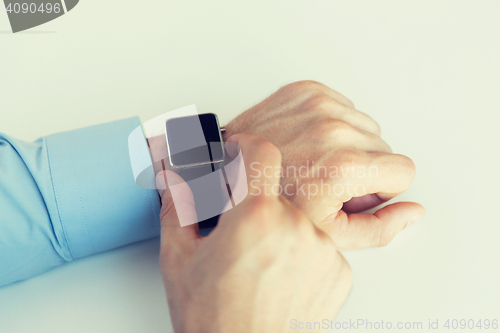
[342,194,386,214]
[362,153,417,200]
[156,171,201,251]
[146,134,168,163]
[331,104,382,136]
[313,119,391,153]
[334,152,416,203]
[147,134,175,181]
[311,82,382,136]
[308,96,381,136]
[349,127,391,153]
[306,152,416,225]
[321,202,425,251]
[300,87,381,136]
[226,133,282,197]
[312,81,355,108]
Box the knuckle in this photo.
[248,136,282,161]
[372,120,382,136]
[353,110,382,136]
[311,118,353,139]
[288,209,312,232]
[304,94,339,112]
[242,196,277,227]
[281,80,321,96]
[291,79,321,90]
[248,193,274,212]
[259,140,282,160]
[343,97,355,109]
[289,214,329,246]
[328,149,368,170]
[401,155,417,177]
[240,134,282,166]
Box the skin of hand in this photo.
[156,134,352,333]
[223,80,426,250]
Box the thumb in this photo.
[320,201,425,251]
[156,171,200,254]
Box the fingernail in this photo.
[407,213,424,228]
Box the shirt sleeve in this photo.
[0,117,161,288]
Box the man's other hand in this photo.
[224,81,425,250]
[157,134,352,333]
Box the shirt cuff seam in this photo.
[45,138,74,261]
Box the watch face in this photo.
[166,113,224,167]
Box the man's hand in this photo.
[157,134,352,333]
[224,80,425,250]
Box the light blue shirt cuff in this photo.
[45,117,161,260]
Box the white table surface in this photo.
[1,1,499,332]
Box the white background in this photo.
[1,1,499,332]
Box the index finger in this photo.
[156,171,200,246]
[226,133,282,197]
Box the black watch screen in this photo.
[166,113,224,168]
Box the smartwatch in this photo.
[165,113,228,232]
